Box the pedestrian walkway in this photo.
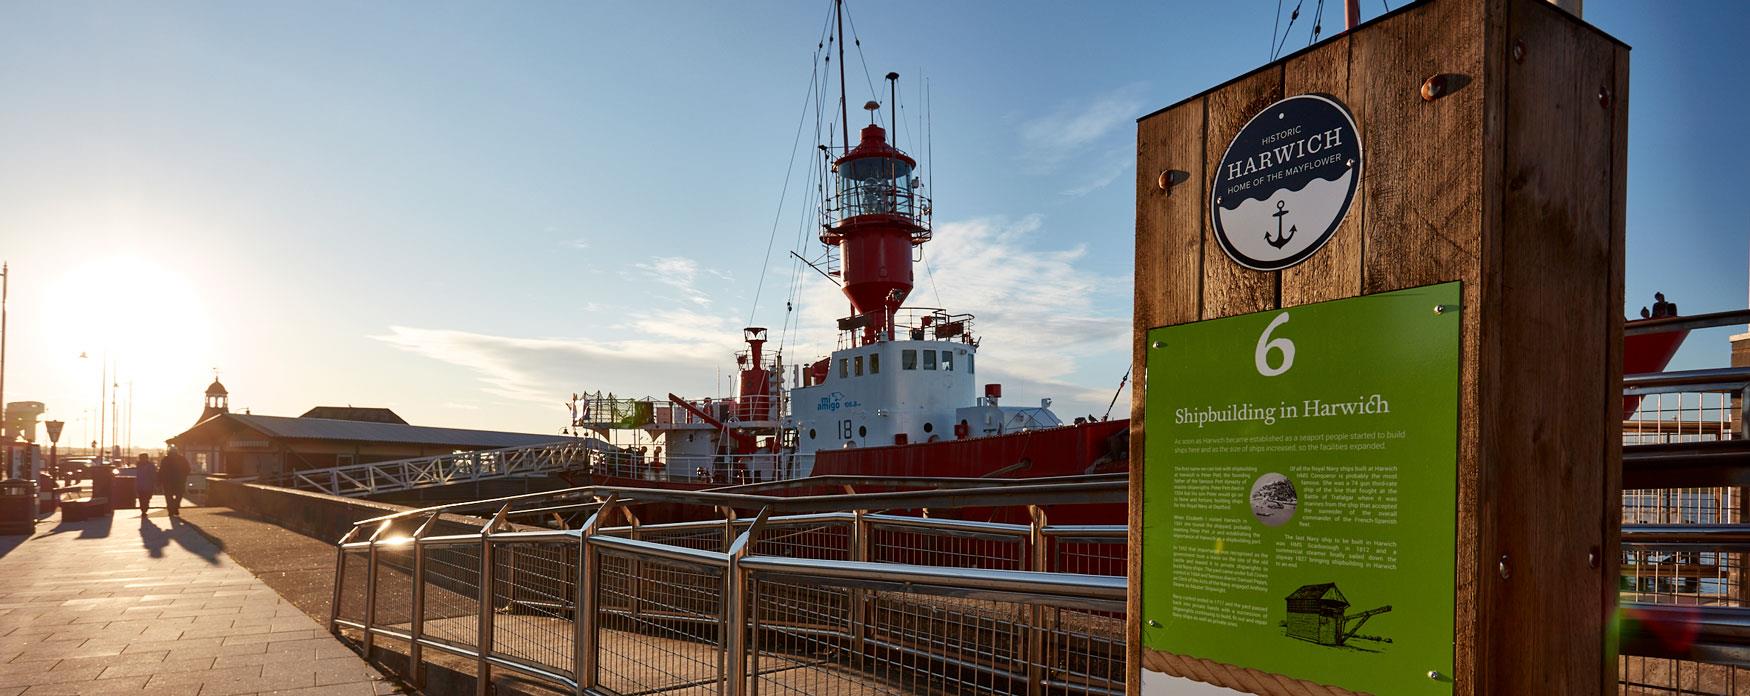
[0,496,398,696]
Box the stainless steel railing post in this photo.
[575,494,618,694]
[477,503,511,696]
[724,506,768,696]
[1026,505,1048,696]
[364,520,391,659]
[329,526,361,635]
[849,509,869,670]
[408,513,439,688]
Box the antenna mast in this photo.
[835,0,850,154]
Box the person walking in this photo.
[159,446,190,517]
[133,453,157,515]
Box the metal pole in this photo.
[329,526,362,634]
[849,510,868,670]
[0,262,7,441]
[409,513,439,688]
[363,520,390,658]
[576,495,618,693]
[1026,506,1048,696]
[478,504,510,696]
[725,506,768,696]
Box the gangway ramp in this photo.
[254,438,617,498]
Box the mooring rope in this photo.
[1143,649,1373,696]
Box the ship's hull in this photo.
[562,418,1129,525]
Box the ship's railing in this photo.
[572,393,776,430]
[822,180,932,235]
[831,306,978,351]
[1618,308,1750,693]
[330,480,1125,695]
[581,451,815,485]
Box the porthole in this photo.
[857,425,867,437]
[808,429,817,440]
[923,422,934,433]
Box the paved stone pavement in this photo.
[0,496,400,696]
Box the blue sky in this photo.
[0,1,1743,446]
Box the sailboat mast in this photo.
[835,0,849,154]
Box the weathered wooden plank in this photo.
[1200,66,1282,319]
[1489,1,1618,693]
[1351,2,1492,692]
[1280,36,1361,307]
[1598,34,1630,696]
[1128,96,1207,696]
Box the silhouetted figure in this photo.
[134,454,157,515]
[159,447,190,517]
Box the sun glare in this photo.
[43,256,215,399]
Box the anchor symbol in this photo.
[1265,200,1296,249]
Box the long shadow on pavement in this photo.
[138,513,224,564]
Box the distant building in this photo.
[298,406,408,424]
[169,381,564,478]
[3,401,45,443]
[199,378,229,424]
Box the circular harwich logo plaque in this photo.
[1210,94,1361,272]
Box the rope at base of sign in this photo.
[1143,649,1372,696]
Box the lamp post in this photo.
[0,262,8,443]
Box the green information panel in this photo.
[1143,282,1460,695]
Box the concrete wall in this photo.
[206,476,498,544]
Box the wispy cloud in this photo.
[786,215,1129,412]
[374,217,1128,420]
[371,322,740,407]
[564,238,590,250]
[1019,84,1146,173]
[632,255,716,307]
[1059,146,1132,197]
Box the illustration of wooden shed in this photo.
[1285,583,1392,646]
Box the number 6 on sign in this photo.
[1254,312,1295,376]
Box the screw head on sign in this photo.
[1148,619,1162,628]
[1512,39,1525,63]
[1152,340,1165,349]
[1598,86,1613,109]
[1428,670,1445,681]
[1498,554,1510,580]
[1588,546,1601,569]
[1433,305,1448,315]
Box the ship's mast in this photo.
[835,0,849,155]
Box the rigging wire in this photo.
[1308,0,1326,46]
[750,8,836,330]
[747,64,822,329]
[1271,0,1304,59]
[1272,0,1284,60]
[840,0,883,126]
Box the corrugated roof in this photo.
[225,413,570,449]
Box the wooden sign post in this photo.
[1128,0,1627,694]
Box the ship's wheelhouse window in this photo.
[870,353,880,374]
[902,350,917,370]
[858,425,867,437]
[808,429,816,440]
[854,356,864,376]
[941,351,954,371]
[839,359,849,379]
[967,353,974,374]
[923,422,934,433]
[923,350,937,370]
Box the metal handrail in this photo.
[332,499,1127,696]
[1625,308,1750,336]
[348,477,1127,527]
